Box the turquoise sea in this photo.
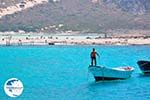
[0,45,150,100]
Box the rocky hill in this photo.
[0,0,21,8]
[0,0,149,33]
[103,0,150,15]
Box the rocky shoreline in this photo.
[0,34,150,46]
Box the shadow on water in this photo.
[138,73,150,78]
[78,79,135,100]
[88,79,131,87]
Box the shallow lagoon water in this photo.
[0,45,150,100]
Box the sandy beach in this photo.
[0,33,150,46]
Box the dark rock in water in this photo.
[48,43,55,45]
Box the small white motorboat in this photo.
[88,65,134,81]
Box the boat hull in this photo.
[89,66,134,81]
[94,77,125,81]
[137,60,150,74]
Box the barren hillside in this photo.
[0,0,149,33]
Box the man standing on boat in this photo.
[90,48,100,66]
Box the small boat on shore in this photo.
[88,65,134,81]
[137,60,150,74]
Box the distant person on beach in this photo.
[90,48,100,66]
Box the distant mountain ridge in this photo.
[0,0,149,33]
